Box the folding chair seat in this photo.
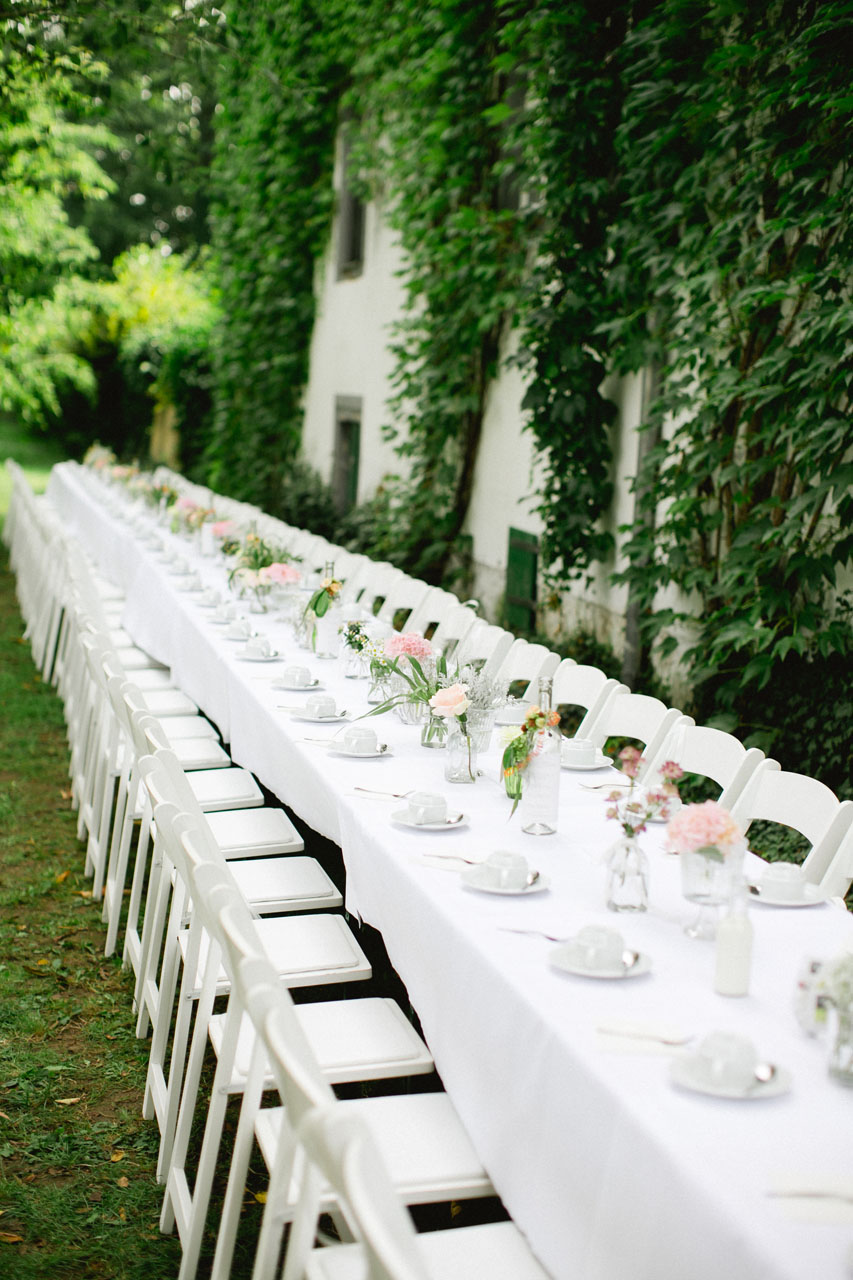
[289,1107,551,1280]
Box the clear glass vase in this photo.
[313,600,342,658]
[518,678,560,835]
[680,848,733,940]
[344,648,367,679]
[605,834,649,913]
[828,1007,853,1087]
[421,710,447,748]
[466,707,496,753]
[444,723,477,782]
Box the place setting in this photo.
[560,737,615,772]
[390,790,469,832]
[326,724,390,760]
[236,636,283,663]
[669,1030,790,1101]
[548,924,651,980]
[272,664,324,693]
[746,861,829,908]
[460,850,549,895]
[285,693,350,724]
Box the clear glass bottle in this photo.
[605,831,649,913]
[518,678,561,835]
[714,875,753,996]
[444,721,477,782]
[313,560,342,658]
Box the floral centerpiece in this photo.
[667,800,746,939]
[429,681,480,779]
[606,748,683,834]
[303,573,343,652]
[502,702,561,815]
[83,443,116,469]
[359,633,439,724]
[227,533,296,610]
[340,620,369,653]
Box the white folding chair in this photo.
[160,852,434,1280]
[455,621,514,676]
[286,1107,552,1280]
[644,721,772,809]
[494,639,561,697]
[583,690,692,775]
[730,764,853,892]
[551,658,627,739]
[429,600,479,661]
[375,576,431,631]
[241,939,495,1280]
[406,587,463,642]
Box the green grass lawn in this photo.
[0,418,68,522]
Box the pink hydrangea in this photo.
[666,800,744,856]
[261,562,301,586]
[211,519,236,538]
[384,632,433,662]
[175,496,198,512]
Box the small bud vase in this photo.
[605,833,649,913]
[421,710,447,749]
[444,723,477,782]
[828,1007,853,1087]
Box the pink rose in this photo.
[261,562,301,585]
[666,800,744,856]
[429,683,469,719]
[211,520,236,538]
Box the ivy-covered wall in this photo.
[204,0,853,789]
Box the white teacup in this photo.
[226,619,252,640]
[572,925,624,971]
[215,603,237,623]
[244,636,272,659]
[201,590,221,607]
[306,693,336,719]
[562,737,596,766]
[692,1031,757,1091]
[407,792,447,825]
[482,851,529,891]
[282,665,312,688]
[343,725,378,755]
[759,862,802,901]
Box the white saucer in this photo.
[561,751,614,772]
[291,711,350,724]
[748,884,827,908]
[327,745,390,759]
[209,616,238,626]
[168,567,193,577]
[223,632,257,642]
[196,598,222,609]
[391,810,469,832]
[462,868,550,895]
[238,650,282,663]
[549,947,652,980]
[670,1057,791,1100]
[273,680,323,692]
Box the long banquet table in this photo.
[48,461,853,1280]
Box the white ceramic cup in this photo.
[483,851,529,890]
[226,619,251,640]
[215,603,237,622]
[562,737,596,766]
[343,725,378,755]
[760,862,803,901]
[693,1031,757,1091]
[306,693,336,718]
[283,665,312,687]
[407,792,447,825]
[573,925,624,970]
[201,590,221,607]
[244,636,272,659]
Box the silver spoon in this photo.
[526,870,541,888]
[499,927,570,942]
[354,786,414,799]
[753,1061,776,1086]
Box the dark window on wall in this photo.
[333,396,362,514]
[336,135,366,279]
[506,527,538,634]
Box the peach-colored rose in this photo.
[261,562,301,585]
[429,683,469,719]
[666,800,743,856]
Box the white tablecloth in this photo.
[48,461,853,1280]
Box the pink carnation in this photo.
[211,520,236,538]
[261,562,301,585]
[429,683,469,718]
[384,632,433,662]
[175,496,198,511]
[666,800,744,856]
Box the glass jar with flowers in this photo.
[603,750,684,912]
[502,680,561,835]
[666,800,746,939]
[340,620,370,679]
[821,951,853,1087]
[304,562,344,656]
[428,683,478,780]
[364,640,394,704]
[382,633,435,724]
[227,533,296,612]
